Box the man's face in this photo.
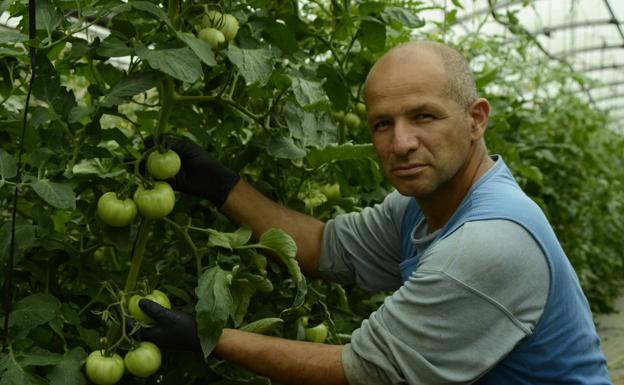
[365,49,477,198]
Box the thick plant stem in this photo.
[124,218,153,293]
[155,77,175,144]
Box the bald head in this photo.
[365,41,478,109]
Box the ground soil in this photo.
[596,295,624,385]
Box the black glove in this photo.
[131,299,202,352]
[144,137,240,208]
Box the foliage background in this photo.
[1,0,623,383]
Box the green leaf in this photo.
[0,47,25,57]
[36,0,63,32]
[100,72,160,107]
[230,280,255,327]
[0,223,36,260]
[0,31,29,44]
[7,294,62,333]
[177,32,217,66]
[239,318,283,334]
[225,46,274,86]
[19,350,63,368]
[47,347,87,385]
[306,143,376,168]
[475,67,499,89]
[515,164,544,186]
[317,64,349,110]
[0,353,38,385]
[266,136,307,160]
[112,1,172,29]
[254,229,306,308]
[381,7,425,28]
[31,179,76,209]
[283,103,337,148]
[0,0,15,15]
[207,226,253,249]
[96,36,134,58]
[262,22,298,55]
[0,149,17,180]
[196,266,234,357]
[291,77,326,107]
[137,46,202,83]
[358,18,386,53]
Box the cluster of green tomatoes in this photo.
[85,290,172,384]
[96,149,181,227]
[332,102,367,131]
[196,10,240,49]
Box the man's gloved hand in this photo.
[131,299,202,352]
[144,137,240,208]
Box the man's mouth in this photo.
[391,163,427,177]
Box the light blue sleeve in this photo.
[341,220,550,384]
[318,190,411,291]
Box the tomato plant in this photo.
[133,182,176,219]
[97,192,138,227]
[147,149,181,180]
[124,342,162,378]
[85,351,125,385]
[128,290,172,324]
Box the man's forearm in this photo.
[214,329,349,385]
[220,179,325,277]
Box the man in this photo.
[137,41,612,384]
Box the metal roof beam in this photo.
[603,0,624,41]
[535,18,617,36]
[553,43,624,57]
[581,63,624,73]
[593,92,624,103]
[585,80,624,90]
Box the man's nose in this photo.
[391,119,419,156]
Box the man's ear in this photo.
[469,98,490,140]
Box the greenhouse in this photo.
[1,0,623,384]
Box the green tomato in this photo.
[97,192,137,227]
[198,27,225,49]
[124,342,162,378]
[331,110,345,122]
[220,14,239,41]
[128,289,171,324]
[343,112,361,130]
[85,351,124,385]
[355,102,367,117]
[304,323,328,343]
[133,182,175,219]
[319,183,341,201]
[146,149,181,180]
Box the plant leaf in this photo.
[137,46,202,83]
[177,32,217,66]
[100,72,160,107]
[195,266,234,357]
[31,179,76,209]
[225,46,274,86]
[0,149,17,180]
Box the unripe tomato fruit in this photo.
[198,27,225,49]
[97,192,137,227]
[128,289,171,324]
[146,149,181,180]
[331,110,345,122]
[133,182,175,219]
[355,102,367,117]
[220,14,239,41]
[85,351,124,385]
[320,183,341,201]
[304,323,328,343]
[343,112,361,129]
[124,342,162,377]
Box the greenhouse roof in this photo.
[421,0,624,130]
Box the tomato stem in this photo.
[155,77,175,146]
[124,218,153,293]
[163,217,202,278]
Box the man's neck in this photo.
[418,146,494,233]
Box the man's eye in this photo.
[414,113,435,121]
[373,120,391,131]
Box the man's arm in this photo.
[214,328,348,385]
[221,179,325,278]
